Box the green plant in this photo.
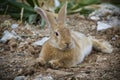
[55,0,101,15]
[0,0,45,27]
[8,0,39,24]
[79,8,94,16]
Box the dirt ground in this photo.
[0,14,120,80]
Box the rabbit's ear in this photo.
[58,3,67,24]
[35,7,57,28]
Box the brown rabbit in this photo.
[34,3,113,69]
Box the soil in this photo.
[0,14,120,80]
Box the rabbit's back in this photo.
[71,31,93,64]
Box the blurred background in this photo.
[0,0,120,25]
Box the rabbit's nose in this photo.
[65,43,70,48]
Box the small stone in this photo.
[11,24,18,29]
[0,30,21,43]
[17,53,25,57]
[42,76,53,80]
[112,37,116,41]
[96,55,107,62]
[0,30,16,43]
[32,37,49,46]
[90,16,100,21]
[115,35,119,38]
[14,76,25,80]
[33,75,54,80]
[91,25,96,30]
[97,21,112,31]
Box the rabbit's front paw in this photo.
[49,60,62,69]
[33,58,45,69]
[36,57,46,66]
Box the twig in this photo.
[54,67,97,80]
[4,5,9,15]
[20,8,24,23]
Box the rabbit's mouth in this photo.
[59,43,74,51]
[59,47,71,51]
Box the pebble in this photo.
[14,76,26,80]
[33,75,54,80]
[32,37,49,46]
[97,21,112,31]
[112,37,116,41]
[11,24,18,29]
[90,16,100,21]
[17,53,25,57]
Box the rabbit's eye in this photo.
[55,32,59,36]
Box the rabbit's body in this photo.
[35,3,113,68]
[37,30,92,68]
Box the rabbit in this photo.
[34,3,113,69]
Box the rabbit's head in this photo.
[35,3,75,50]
